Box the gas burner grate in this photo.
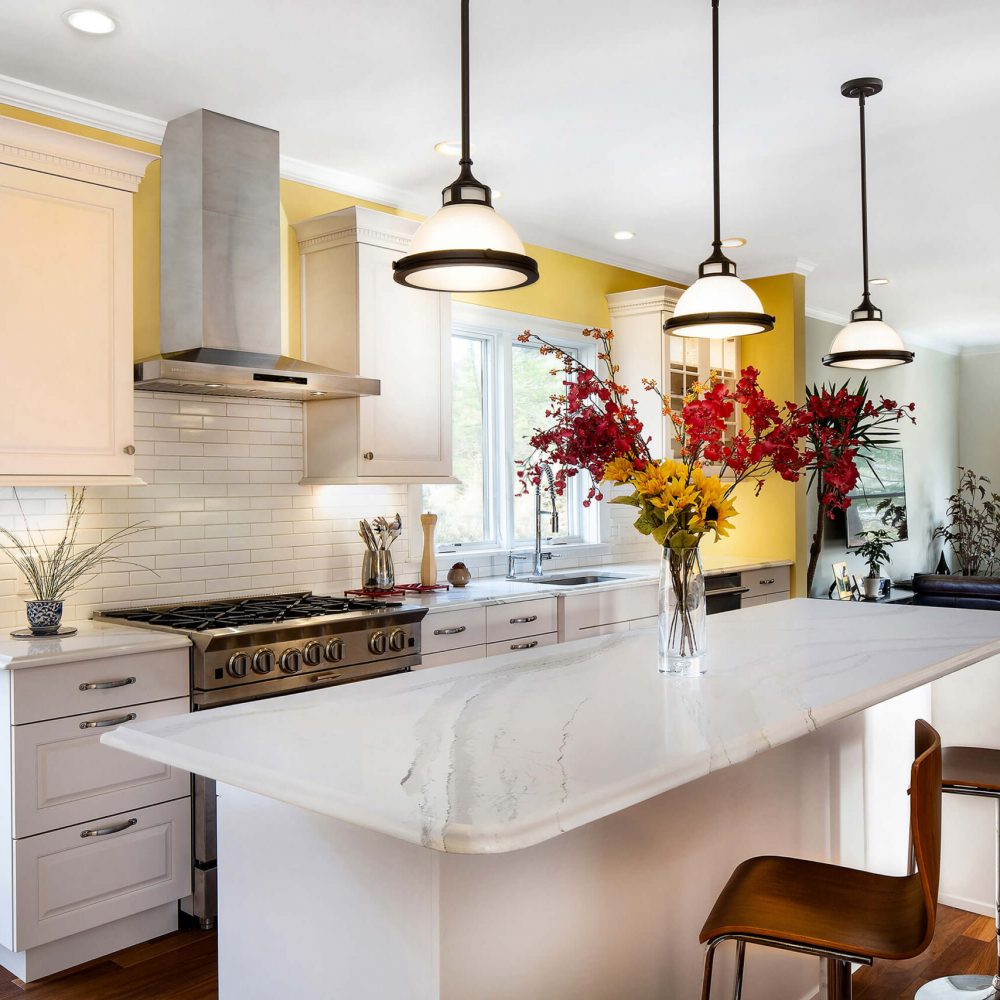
[98,592,404,631]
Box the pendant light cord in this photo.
[460,0,471,167]
[858,92,871,304]
[711,0,721,250]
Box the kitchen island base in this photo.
[215,701,911,1000]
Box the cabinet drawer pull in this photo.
[79,676,137,691]
[80,817,138,839]
[759,578,775,586]
[510,641,538,651]
[509,615,538,624]
[122,444,136,456]
[79,712,136,730]
[363,451,374,460]
[434,626,467,636]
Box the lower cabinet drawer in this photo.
[486,632,559,657]
[422,608,487,655]
[417,646,488,669]
[12,697,190,838]
[741,565,791,600]
[486,598,557,643]
[13,797,191,951]
[742,595,767,609]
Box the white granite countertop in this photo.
[104,599,1000,854]
[406,557,792,613]
[0,621,191,670]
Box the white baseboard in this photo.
[939,892,994,918]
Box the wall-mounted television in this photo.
[845,446,908,548]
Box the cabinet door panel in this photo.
[13,697,190,838]
[422,608,487,655]
[486,598,558,643]
[0,164,133,478]
[357,245,451,478]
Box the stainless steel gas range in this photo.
[94,591,428,929]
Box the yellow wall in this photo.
[701,273,807,592]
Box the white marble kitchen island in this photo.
[105,600,1000,1000]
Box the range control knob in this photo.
[325,638,345,662]
[227,653,250,678]
[280,648,302,674]
[302,641,324,667]
[368,630,388,655]
[252,648,275,674]
[388,628,407,652]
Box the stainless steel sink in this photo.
[524,574,626,587]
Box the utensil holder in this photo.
[361,551,378,590]
[375,550,395,590]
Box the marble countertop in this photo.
[408,557,792,613]
[0,621,191,670]
[103,599,1000,854]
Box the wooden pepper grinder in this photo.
[420,513,438,586]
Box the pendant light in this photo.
[823,78,914,369]
[393,0,538,292]
[664,0,774,340]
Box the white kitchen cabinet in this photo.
[417,645,488,670]
[741,565,791,603]
[0,115,156,485]
[486,598,558,643]
[0,648,191,981]
[559,583,658,641]
[295,206,453,484]
[486,633,559,657]
[421,607,487,657]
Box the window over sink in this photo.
[418,307,593,551]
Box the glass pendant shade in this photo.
[668,274,772,339]
[395,202,537,292]
[823,318,913,369]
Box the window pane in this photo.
[423,337,489,545]
[511,343,575,542]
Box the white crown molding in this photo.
[0,114,157,191]
[292,205,418,253]
[279,155,428,214]
[959,343,1000,357]
[805,306,849,326]
[0,73,166,144]
[606,284,683,317]
[741,256,816,279]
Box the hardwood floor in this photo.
[0,905,992,998]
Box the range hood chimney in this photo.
[134,109,379,402]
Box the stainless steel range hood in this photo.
[134,110,379,402]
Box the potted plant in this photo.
[933,468,1000,577]
[0,488,150,635]
[855,528,895,599]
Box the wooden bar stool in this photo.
[699,719,941,1000]
[914,744,1000,999]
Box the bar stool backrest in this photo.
[911,719,942,952]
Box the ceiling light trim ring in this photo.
[821,349,915,367]
[664,310,775,334]
[392,248,540,290]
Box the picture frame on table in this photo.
[832,562,853,601]
[852,575,866,600]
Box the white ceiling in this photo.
[2,0,998,348]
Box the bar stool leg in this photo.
[732,940,746,1000]
[914,795,1000,999]
[826,958,853,999]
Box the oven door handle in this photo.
[310,672,344,684]
[706,586,750,598]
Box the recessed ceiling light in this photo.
[63,8,118,34]
[720,236,746,248]
[868,277,890,286]
[433,140,477,157]
[613,231,635,241]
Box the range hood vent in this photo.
[134,110,379,402]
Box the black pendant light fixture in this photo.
[823,78,914,369]
[664,0,774,340]
[393,0,538,292]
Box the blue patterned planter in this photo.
[25,600,64,635]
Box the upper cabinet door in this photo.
[0,116,156,485]
[0,165,134,479]
[356,245,452,480]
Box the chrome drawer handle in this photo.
[434,626,467,636]
[510,641,538,650]
[509,615,538,624]
[79,712,136,730]
[759,578,775,586]
[310,672,343,684]
[81,817,138,838]
[79,677,136,691]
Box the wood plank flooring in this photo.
[0,904,992,998]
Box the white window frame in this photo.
[409,304,602,559]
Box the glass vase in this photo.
[658,541,707,675]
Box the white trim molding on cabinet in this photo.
[295,206,456,485]
[0,114,157,486]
